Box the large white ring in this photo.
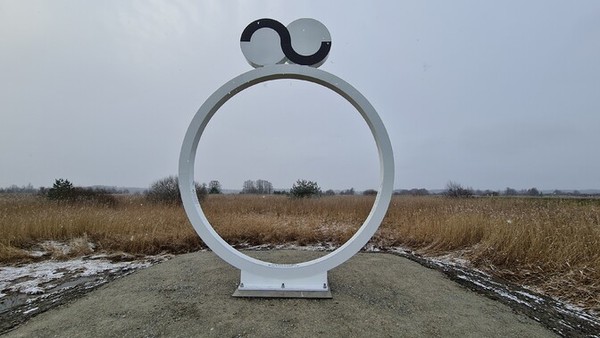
[179,64,394,279]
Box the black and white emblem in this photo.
[240,18,331,68]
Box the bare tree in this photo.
[256,179,273,194]
[445,181,473,198]
[242,179,273,194]
[242,180,257,194]
[146,176,207,204]
[209,180,222,194]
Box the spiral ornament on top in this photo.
[240,18,332,68]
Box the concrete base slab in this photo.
[4,250,556,338]
[232,288,332,298]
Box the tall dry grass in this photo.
[0,193,598,313]
[376,196,600,312]
[0,194,200,261]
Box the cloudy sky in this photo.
[1,1,599,191]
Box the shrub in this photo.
[196,182,208,199]
[340,188,355,195]
[47,178,75,201]
[394,188,430,196]
[445,181,473,198]
[289,179,321,198]
[209,180,222,194]
[45,179,117,206]
[363,189,378,196]
[146,176,207,205]
[72,187,118,207]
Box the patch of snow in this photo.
[558,319,574,329]
[40,241,71,255]
[28,251,46,258]
[457,274,532,306]
[287,242,338,251]
[456,274,493,291]
[363,244,381,252]
[556,303,600,326]
[496,290,531,307]
[388,246,415,255]
[0,256,163,297]
[22,307,38,315]
[242,242,339,252]
[515,290,544,303]
[88,254,109,259]
[1,263,67,295]
[430,254,471,267]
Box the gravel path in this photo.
[4,250,556,337]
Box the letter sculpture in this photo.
[179,18,394,298]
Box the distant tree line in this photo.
[0,183,133,195]
[439,181,600,198]
[394,188,430,196]
[0,183,37,194]
[339,188,355,195]
[2,179,598,199]
[442,181,544,198]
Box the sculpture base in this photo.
[232,270,332,299]
[232,289,332,298]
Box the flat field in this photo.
[1,194,598,314]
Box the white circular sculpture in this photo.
[179,18,394,298]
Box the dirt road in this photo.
[4,251,556,337]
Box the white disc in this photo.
[240,27,287,68]
[287,19,331,68]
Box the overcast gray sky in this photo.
[1,0,599,191]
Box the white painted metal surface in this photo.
[179,19,394,297]
[240,27,286,68]
[286,18,331,68]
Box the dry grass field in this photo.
[1,193,598,314]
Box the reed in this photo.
[0,194,598,313]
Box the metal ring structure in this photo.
[179,64,394,280]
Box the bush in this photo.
[340,188,355,195]
[289,179,321,198]
[146,176,207,205]
[363,189,378,196]
[47,178,74,201]
[45,178,117,207]
[209,180,222,194]
[72,187,118,207]
[445,181,473,198]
